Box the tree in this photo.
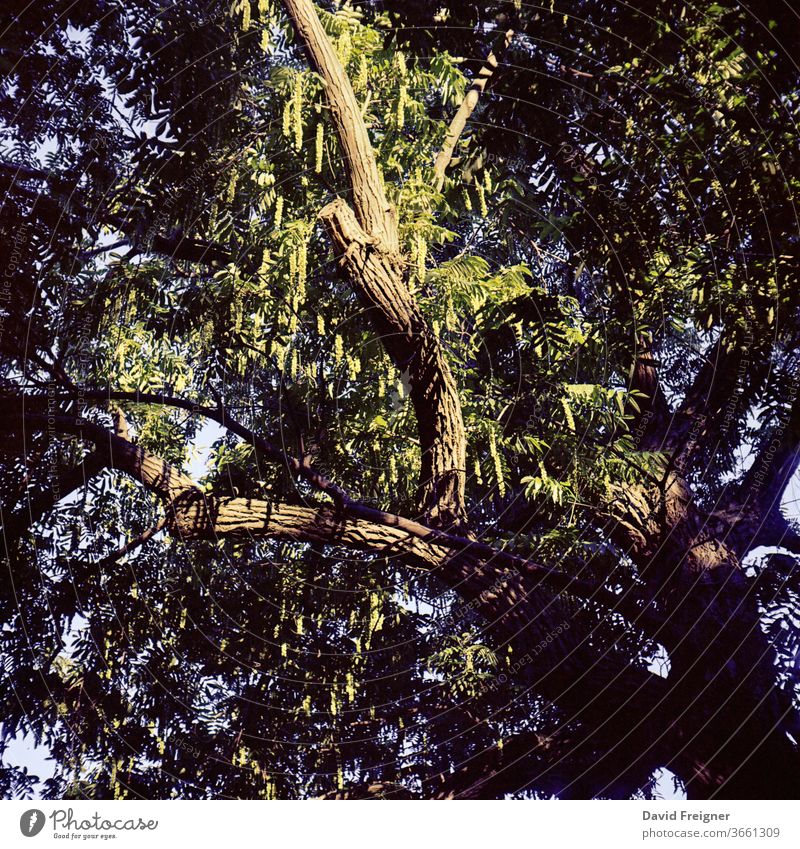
[1,0,798,800]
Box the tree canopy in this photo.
[1,0,799,800]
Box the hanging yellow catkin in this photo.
[408,238,419,294]
[356,55,368,89]
[258,247,270,278]
[334,334,344,364]
[257,0,268,15]
[292,74,303,151]
[337,30,351,62]
[281,100,292,137]
[561,396,575,431]
[538,459,549,484]
[273,195,284,230]
[241,0,251,30]
[474,456,483,484]
[477,183,488,217]
[260,28,269,52]
[462,187,473,211]
[315,122,324,173]
[316,313,325,336]
[226,170,238,203]
[485,170,493,193]
[397,84,407,128]
[110,760,119,797]
[489,432,505,496]
[495,457,506,496]
[297,238,307,295]
[397,53,407,77]
[369,591,383,633]
[416,232,426,281]
[232,298,242,334]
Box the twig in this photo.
[432,29,515,190]
[95,517,169,567]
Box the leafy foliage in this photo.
[1,0,798,799]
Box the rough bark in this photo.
[663,566,800,799]
[598,462,800,798]
[628,336,673,452]
[581,331,800,799]
[281,0,397,251]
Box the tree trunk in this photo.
[663,567,799,799]
[603,470,800,798]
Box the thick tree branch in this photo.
[3,407,665,640]
[432,29,515,191]
[8,390,349,507]
[666,338,756,469]
[319,200,468,529]
[1,161,230,269]
[711,394,800,558]
[326,660,672,799]
[80,227,230,268]
[9,413,197,503]
[281,0,397,251]
[628,336,673,452]
[758,512,800,555]
[280,0,469,529]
